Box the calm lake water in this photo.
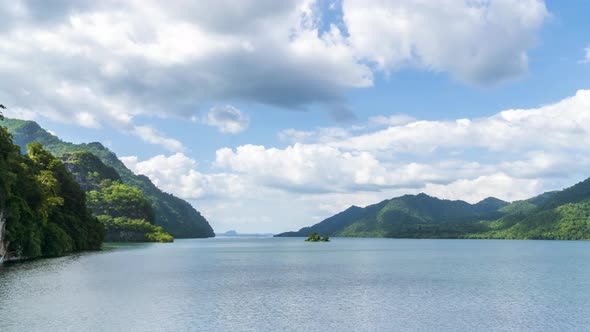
[2,238,590,331]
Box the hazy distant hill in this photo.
[4,118,214,238]
[216,230,274,237]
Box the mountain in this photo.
[278,177,590,240]
[215,230,274,237]
[277,194,509,238]
[3,118,214,238]
[472,179,590,240]
[61,151,122,191]
[1,128,103,261]
[60,151,173,242]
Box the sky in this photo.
[1,0,590,233]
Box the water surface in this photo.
[1,238,590,331]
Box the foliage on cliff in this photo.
[61,151,171,242]
[3,118,214,238]
[97,215,173,243]
[0,126,103,259]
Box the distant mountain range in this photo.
[216,230,274,237]
[276,178,590,240]
[3,118,214,239]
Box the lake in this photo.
[1,238,590,331]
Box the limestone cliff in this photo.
[0,209,7,263]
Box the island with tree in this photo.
[305,232,330,242]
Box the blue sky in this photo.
[1,0,590,233]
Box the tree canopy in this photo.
[0,128,103,259]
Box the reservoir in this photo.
[2,237,590,331]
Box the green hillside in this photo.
[0,127,103,260]
[4,118,214,238]
[277,182,590,240]
[472,180,590,240]
[61,151,172,242]
[277,194,509,238]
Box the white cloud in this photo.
[2,106,37,121]
[215,89,590,203]
[122,153,244,200]
[203,105,250,134]
[75,112,101,128]
[116,89,590,232]
[0,0,371,117]
[343,0,548,84]
[115,89,590,232]
[581,46,590,64]
[277,126,350,144]
[331,89,590,153]
[215,144,483,193]
[131,125,185,152]
[0,0,565,232]
[0,0,549,147]
[368,114,416,126]
[423,173,543,203]
[278,128,314,143]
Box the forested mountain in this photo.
[3,118,214,238]
[277,194,509,238]
[0,127,103,261]
[472,179,590,240]
[277,179,590,240]
[61,151,173,242]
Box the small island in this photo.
[305,232,330,242]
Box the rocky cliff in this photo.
[0,209,8,263]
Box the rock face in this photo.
[0,209,7,263]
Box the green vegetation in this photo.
[277,180,590,241]
[3,118,214,238]
[278,194,509,238]
[98,216,173,243]
[0,126,103,260]
[87,183,155,223]
[60,151,172,242]
[305,232,330,242]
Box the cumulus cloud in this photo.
[423,173,543,203]
[216,89,590,202]
[278,126,350,144]
[131,125,185,152]
[368,114,416,126]
[119,90,590,231]
[343,0,548,84]
[0,0,560,232]
[203,105,250,134]
[215,144,477,193]
[121,153,243,200]
[278,129,314,143]
[582,46,590,64]
[331,90,590,153]
[0,0,370,123]
[0,0,548,150]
